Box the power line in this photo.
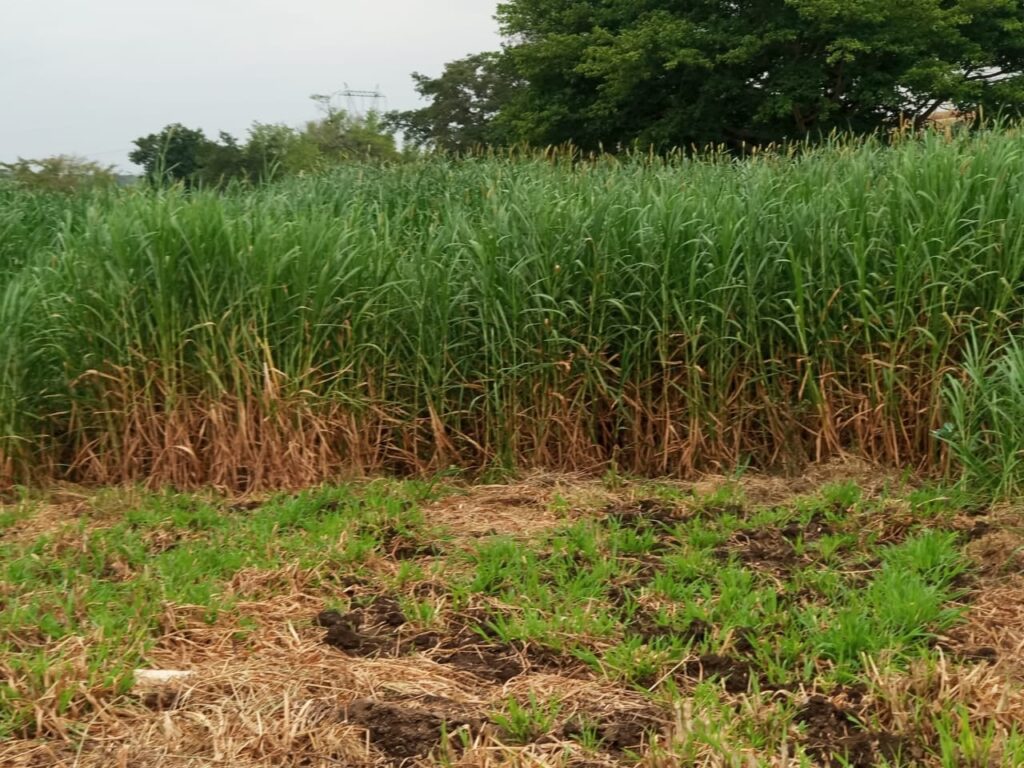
[312,85,387,118]
[340,84,386,117]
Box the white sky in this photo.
[1,0,502,169]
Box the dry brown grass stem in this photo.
[0,353,952,493]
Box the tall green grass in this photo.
[937,334,1024,497]
[3,129,1024,489]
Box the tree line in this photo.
[390,0,1024,153]
[5,0,1024,193]
[1,98,401,193]
[129,98,399,188]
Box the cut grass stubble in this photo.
[4,478,1022,766]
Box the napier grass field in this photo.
[3,130,1024,766]
[4,130,1024,492]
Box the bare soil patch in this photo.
[677,654,759,695]
[795,692,909,768]
[344,697,481,763]
[315,601,578,687]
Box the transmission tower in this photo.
[339,84,386,117]
[311,86,387,120]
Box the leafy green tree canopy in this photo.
[130,100,399,187]
[241,123,320,182]
[386,53,518,153]
[129,124,210,186]
[0,156,118,193]
[308,96,400,162]
[409,0,1024,150]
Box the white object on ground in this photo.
[133,669,195,687]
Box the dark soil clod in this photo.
[315,609,349,628]
[359,597,406,629]
[324,622,363,652]
[600,718,658,752]
[407,631,442,651]
[961,645,999,663]
[795,694,907,768]
[561,712,663,752]
[962,520,992,541]
[318,598,415,656]
[679,654,754,694]
[317,609,373,653]
[780,514,832,542]
[412,581,448,599]
[391,539,445,560]
[343,698,478,763]
[719,528,801,573]
[440,645,524,683]
[686,619,712,643]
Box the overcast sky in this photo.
[1,1,503,170]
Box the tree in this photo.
[490,0,1024,150]
[197,132,246,187]
[129,95,402,187]
[304,101,399,163]
[0,156,117,193]
[387,53,518,153]
[242,123,321,181]
[129,124,210,186]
